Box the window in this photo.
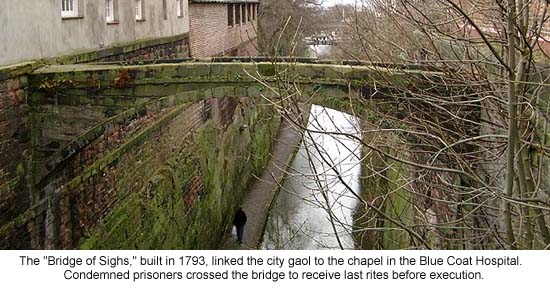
[135,0,144,20]
[235,4,240,25]
[162,0,168,20]
[105,0,116,23]
[61,0,79,18]
[177,0,184,17]
[247,4,251,22]
[228,4,234,27]
[241,4,246,24]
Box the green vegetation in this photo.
[79,99,280,249]
[354,131,414,250]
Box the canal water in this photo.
[261,105,362,249]
[309,45,332,59]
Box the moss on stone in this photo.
[77,97,280,249]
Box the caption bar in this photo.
[1,250,546,288]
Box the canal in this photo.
[309,44,332,59]
[261,105,362,249]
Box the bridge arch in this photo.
[30,59,444,118]
[0,59,455,249]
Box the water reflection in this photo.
[261,105,362,249]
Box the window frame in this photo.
[235,4,241,26]
[162,0,168,20]
[61,0,80,18]
[135,0,145,21]
[105,0,117,23]
[177,0,184,18]
[228,4,234,27]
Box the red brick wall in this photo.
[454,0,550,52]
[76,36,190,64]
[0,73,30,237]
[189,3,258,58]
[41,101,209,249]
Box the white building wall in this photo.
[0,0,190,66]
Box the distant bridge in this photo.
[305,35,337,46]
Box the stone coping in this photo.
[46,33,189,65]
[0,32,190,79]
[32,59,446,76]
[0,61,42,81]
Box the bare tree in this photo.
[258,0,325,56]
[258,0,550,250]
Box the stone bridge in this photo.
[0,58,463,249]
[305,35,336,46]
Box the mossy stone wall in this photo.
[79,98,280,249]
[0,63,35,248]
[354,130,414,250]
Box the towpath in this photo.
[222,115,304,250]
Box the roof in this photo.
[190,0,260,4]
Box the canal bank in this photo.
[222,108,309,249]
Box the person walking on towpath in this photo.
[233,207,247,244]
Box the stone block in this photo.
[6,78,21,91]
[160,65,178,79]
[188,63,212,79]
[256,63,277,77]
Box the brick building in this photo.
[450,0,550,52]
[0,0,262,65]
[189,0,260,57]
